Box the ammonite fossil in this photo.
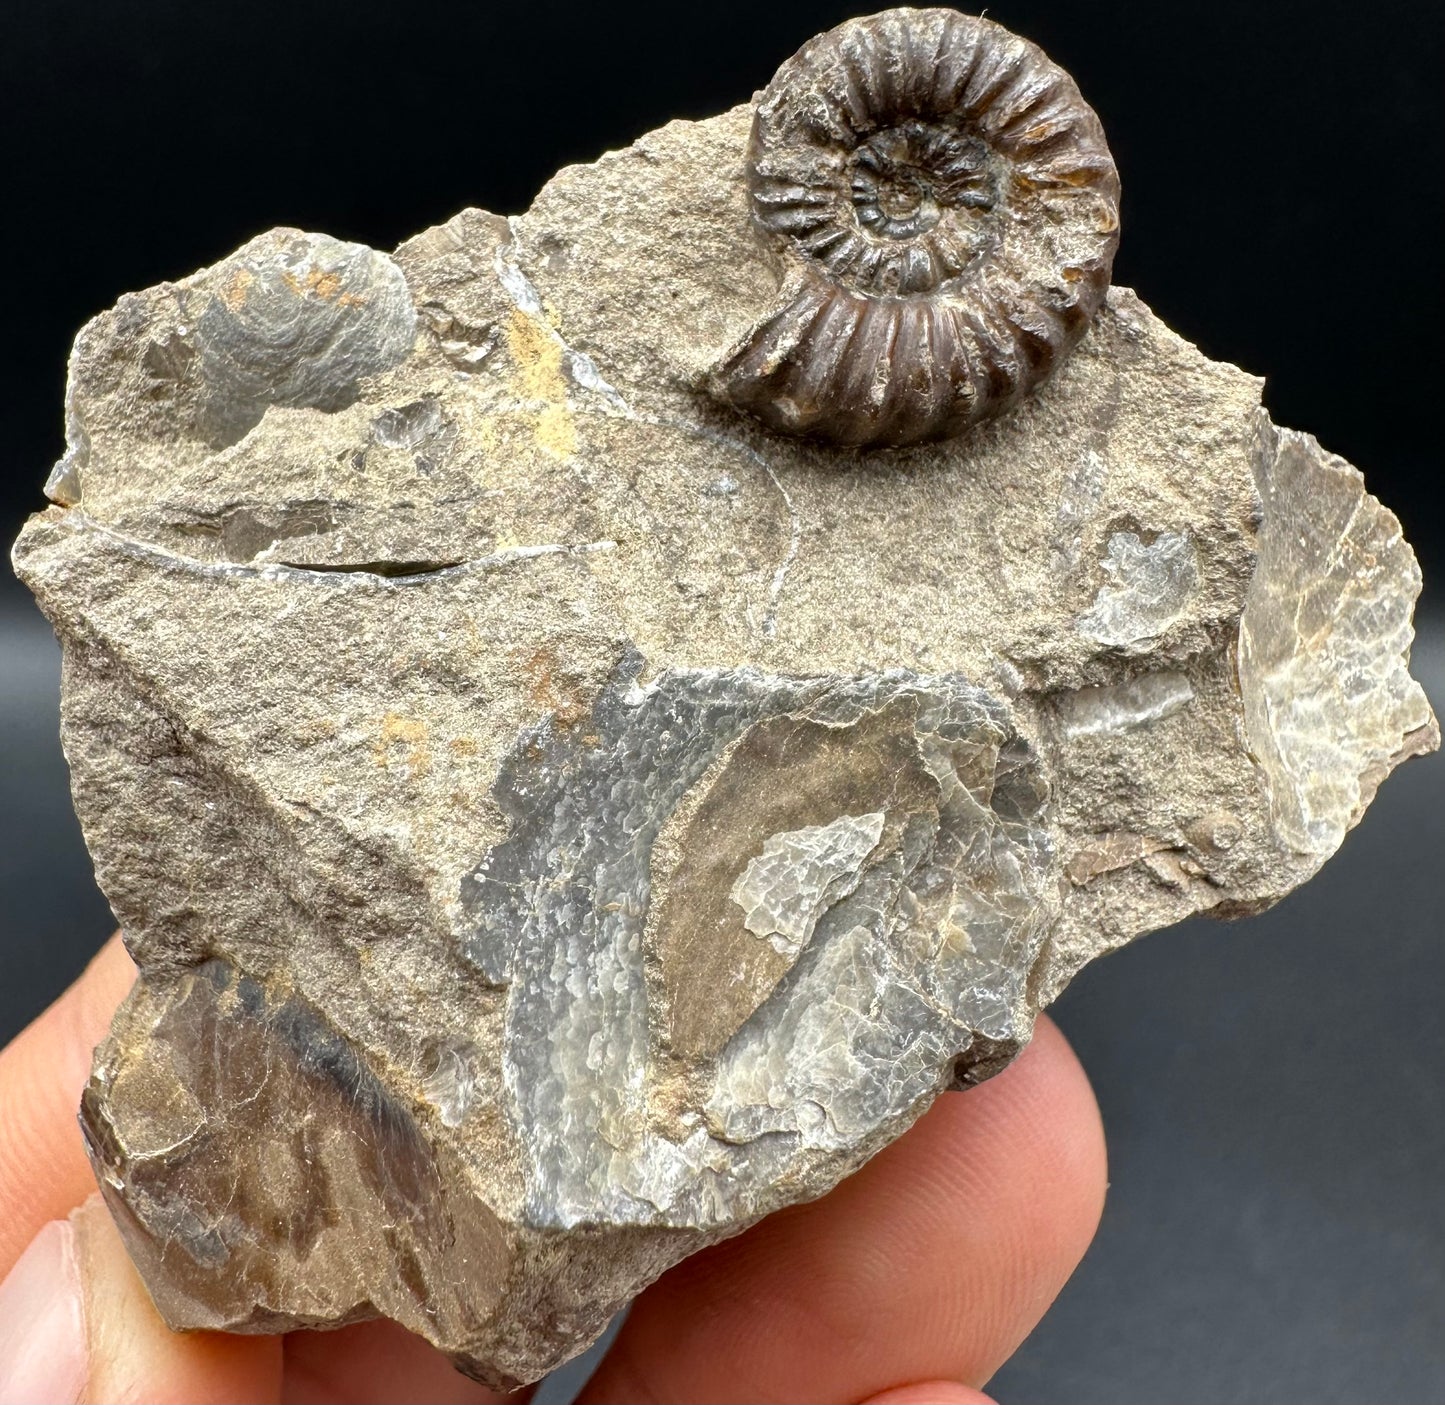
[710,8,1121,448]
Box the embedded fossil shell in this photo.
[711,8,1121,448]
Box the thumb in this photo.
[0,1192,281,1405]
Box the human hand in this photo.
[0,936,1106,1404]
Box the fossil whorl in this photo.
[710,8,1121,449]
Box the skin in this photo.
[0,937,1107,1404]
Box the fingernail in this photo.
[0,1219,89,1405]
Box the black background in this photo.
[2,3,1442,1402]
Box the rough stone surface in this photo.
[11,97,1437,1387]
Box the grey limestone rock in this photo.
[10,11,1437,1388]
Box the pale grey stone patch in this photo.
[708,919,962,1147]
[1051,447,1109,573]
[709,711,1054,1150]
[419,301,499,372]
[189,230,417,446]
[702,473,740,498]
[915,732,1056,1041]
[44,374,89,506]
[730,811,886,957]
[1078,530,1200,648]
[43,451,83,508]
[371,397,444,450]
[368,396,457,477]
[1056,670,1195,738]
[419,1037,482,1129]
[1239,423,1436,858]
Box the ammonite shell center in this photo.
[847,121,1001,293]
[850,122,997,239]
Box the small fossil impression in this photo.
[9,5,1435,1391]
[711,8,1121,447]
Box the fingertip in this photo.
[0,1217,88,1404]
[72,1193,283,1405]
[56,937,137,1112]
[861,1383,996,1405]
[997,1014,1108,1255]
[921,1014,1107,1354]
[0,935,136,1272]
[281,1318,513,1405]
[80,936,139,1022]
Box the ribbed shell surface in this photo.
[711,8,1121,448]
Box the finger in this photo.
[579,1015,1106,1405]
[862,1385,995,1405]
[0,935,135,1274]
[0,1192,282,1405]
[281,1319,515,1405]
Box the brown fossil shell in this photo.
[710,8,1121,449]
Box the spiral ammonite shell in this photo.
[710,8,1121,448]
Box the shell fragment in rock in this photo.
[710,8,1121,447]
